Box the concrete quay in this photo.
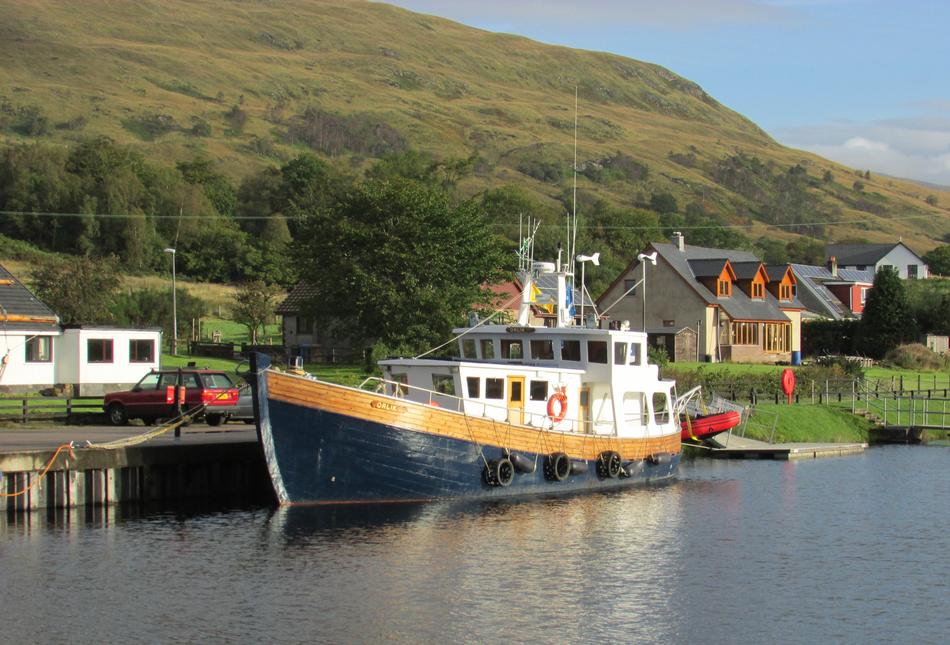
[0,424,271,513]
[703,432,867,460]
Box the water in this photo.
[2,446,948,644]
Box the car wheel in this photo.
[141,416,157,426]
[107,403,128,426]
[206,414,224,427]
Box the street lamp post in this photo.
[637,251,658,332]
[164,247,177,356]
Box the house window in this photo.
[561,340,581,361]
[752,282,764,299]
[779,284,793,302]
[530,339,554,360]
[432,374,455,395]
[731,322,759,346]
[485,378,504,399]
[861,287,868,305]
[529,380,548,401]
[297,316,313,334]
[129,339,155,363]
[623,279,637,297]
[25,336,52,363]
[908,264,918,279]
[763,323,790,353]
[87,339,113,363]
[461,339,477,359]
[587,341,608,364]
[856,265,866,270]
[466,377,480,398]
[480,339,495,359]
[717,279,731,297]
[500,339,523,359]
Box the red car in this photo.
[103,369,241,426]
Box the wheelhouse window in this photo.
[587,340,608,364]
[461,339,477,359]
[480,339,495,359]
[652,392,670,424]
[530,380,548,401]
[717,279,731,297]
[87,339,113,363]
[530,339,554,360]
[129,339,155,363]
[485,378,504,399]
[25,336,52,362]
[389,373,408,397]
[614,342,627,365]
[561,340,581,361]
[500,339,523,359]
[466,377,480,398]
[432,374,455,395]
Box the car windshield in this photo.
[201,373,234,389]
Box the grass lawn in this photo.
[743,403,872,443]
[199,318,281,345]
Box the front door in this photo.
[507,376,525,425]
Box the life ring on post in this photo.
[546,390,568,423]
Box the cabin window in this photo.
[432,374,455,395]
[485,378,504,399]
[461,339,477,359]
[130,339,155,363]
[623,279,637,297]
[561,340,581,361]
[530,380,548,401]
[500,339,523,359]
[87,339,113,363]
[614,342,627,365]
[629,343,642,365]
[466,377,480,398]
[587,341,608,364]
[509,380,522,403]
[25,336,52,363]
[652,392,670,424]
[530,339,554,360]
[480,339,495,359]
[390,373,408,397]
[717,279,731,297]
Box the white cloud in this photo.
[778,115,950,185]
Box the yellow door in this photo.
[507,376,525,425]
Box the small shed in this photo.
[924,334,949,355]
[647,326,698,363]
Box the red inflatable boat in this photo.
[680,410,741,441]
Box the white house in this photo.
[55,326,162,395]
[1,263,161,394]
[826,242,929,279]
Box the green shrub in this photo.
[648,345,670,367]
[883,343,948,371]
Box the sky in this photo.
[382,0,950,187]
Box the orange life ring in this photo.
[546,391,568,423]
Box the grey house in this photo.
[826,242,929,279]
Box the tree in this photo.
[853,180,865,192]
[858,267,915,358]
[925,194,939,207]
[111,287,207,349]
[650,192,678,214]
[30,256,120,324]
[923,244,950,276]
[294,177,511,350]
[233,281,283,344]
[785,236,825,265]
[822,170,834,183]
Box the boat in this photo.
[680,410,741,442]
[248,226,682,505]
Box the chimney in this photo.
[672,231,685,252]
[828,255,838,278]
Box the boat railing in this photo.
[358,376,590,433]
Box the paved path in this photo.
[0,423,257,452]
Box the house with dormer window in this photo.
[596,233,805,363]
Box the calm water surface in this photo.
[2,446,948,643]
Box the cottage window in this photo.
[530,380,548,401]
[129,339,154,363]
[908,264,918,279]
[466,377,480,398]
[717,279,731,297]
[587,341,608,364]
[297,316,313,334]
[623,279,637,297]
[25,336,52,363]
[485,378,504,399]
[779,284,793,302]
[731,322,758,346]
[87,339,113,363]
[530,339,554,360]
[561,340,581,361]
[501,339,523,359]
[752,282,764,299]
[763,323,790,353]
[861,287,868,305]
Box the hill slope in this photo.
[1,0,948,250]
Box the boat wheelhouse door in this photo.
[507,376,525,425]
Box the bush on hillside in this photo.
[882,344,948,371]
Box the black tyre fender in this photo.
[484,458,515,487]
[107,402,128,426]
[543,452,571,481]
[597,451,622,479]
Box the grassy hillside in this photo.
[1,0,948,250]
